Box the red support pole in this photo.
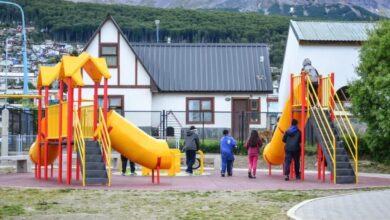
[76,87,82,181]
[322,153,326,182]
[317,144,321,180]
[151,169,155,184]
[330,73,335,122]
[44,87,49,180]
[93,82,98,134]
[37,88,42,179]
[66,79,74,185]
[300,73,306,181]
[58,80,63,183]
[157,157,161,184]
[290,161,295,179]
[103,78,108,121]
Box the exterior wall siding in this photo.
[119,34,136,85]
[100,20,118,43]
[152,93,268,129]
[280,26,361,111]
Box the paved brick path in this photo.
[0,169,389,191]
[288,190,390,220]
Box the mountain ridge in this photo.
[67,0,390,18]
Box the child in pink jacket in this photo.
[245,130,262,179]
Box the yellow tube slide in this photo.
[29,141,59,164]
[29,118,59,164]
[263,90,307,165]
[106,111,172,170]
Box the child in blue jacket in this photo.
[220,129,237,177]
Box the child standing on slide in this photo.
[245,130,262,179]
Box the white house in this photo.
[82,16,273,140]
[279,20,376,111]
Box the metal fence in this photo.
[1,106,365,156]
[122,110,281,146]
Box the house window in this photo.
[98,95,124,116]
[100,44,118,67]
[249,98,260,124]
[186,97,214,124]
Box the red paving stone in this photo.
[1,169,389,191]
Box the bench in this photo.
[0,155,30,173]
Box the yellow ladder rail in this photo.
[73,111,86,186]
[94,108,112,186]
[307,78,337,184]
[327,81,358,183]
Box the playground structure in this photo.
[263,72,358,184]
[2,51,357,186]
[25,52,204,186]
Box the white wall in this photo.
[279,26,361,111]
[119,35,136,85]
[100,20,118,43]
[152,93,268,129]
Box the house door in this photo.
[232,98,249,142]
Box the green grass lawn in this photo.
[0,188,387,219]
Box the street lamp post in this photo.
[155,19,160,43]
[0,1,29,95]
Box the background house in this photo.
[279,20,376,111]
[82,16,273,141]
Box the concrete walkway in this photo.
[288,190,390,220]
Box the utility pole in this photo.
[155,19,160,43]
[5,38,9,95]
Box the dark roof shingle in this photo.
[132,43,273,93]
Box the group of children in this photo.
[219,129,262,178]
[124,120,301,180]
[217,118,301,180]
[182,126,264,178]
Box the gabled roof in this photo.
[132,43,273,93]
[83,15,158,89]
[290,20,376,42]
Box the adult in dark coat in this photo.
[282,119,301,181]
[183,126,200,174]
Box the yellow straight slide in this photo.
[263,87,307,165]
[106,111,172,170]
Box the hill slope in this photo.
[67,0,389,18]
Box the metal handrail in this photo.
[94,108,112,186]
[73,111,86,186]
[306,78,337,183]
[325,80,359,183]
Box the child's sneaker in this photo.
[221,173,225,177]
[130,172,137,176]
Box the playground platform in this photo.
[0,168,389,191]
